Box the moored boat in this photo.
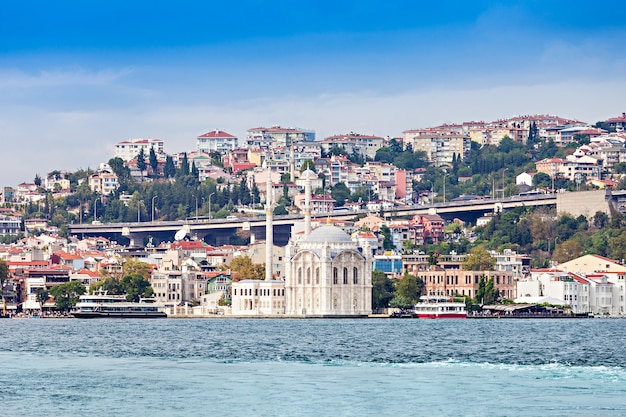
[414,296,467,319]
[73,292,167,318]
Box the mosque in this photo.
[230,168,372,317]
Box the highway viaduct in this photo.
[68,193,570,247]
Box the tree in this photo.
[379,224,394,251]
[179,153,190,176]
[164,156,176,178]
[136,147,147,175]
[475,275,498,305]
[229,255,265,280]
[372,270,395,310]
[34,174,42,187]
[274,204,288,216]
[149,146,159,176]
[593,211,609,229]
[108,157,131,186]
[36,288,49,310]
[0,259,8,287]
[90,276,125,295]
[122,258,153,279]
[120,274,154,302]
[50,281,86,311]
[553,240,584,264]
[463,246,495,271]
[300,159,315,172]
[330,182,350,206]
[390,272,423,307]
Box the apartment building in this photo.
[197,130,238,155]
[114,138,164,161]
[245,126,314,148]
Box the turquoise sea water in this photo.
[1,318,626,417]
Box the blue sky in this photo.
[1,1,625,185]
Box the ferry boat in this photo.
[73,292,167,319]
[414,296,467,319]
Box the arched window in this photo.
[298,267,302,284]
[306,267,311,284]
[353,267,358,284]
[343,267,348,285]
[315,268,320,284]
[333,268,338,285]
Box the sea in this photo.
[1,318,626,417]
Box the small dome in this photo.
[304,225,353,243]
[300,169,317,180]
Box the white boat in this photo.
[73,292,167,319]
[414,296,467,319]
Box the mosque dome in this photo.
[304,225,353,243]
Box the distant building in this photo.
[114,138,164,162]
[88,169,119,195]
[245,126,314,149]
[604,112,626,132]
[403,129,471,166]
[197,130,238,155]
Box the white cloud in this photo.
[1,78,624,186]
[0,68,133,90]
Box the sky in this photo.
[1,0,625,186]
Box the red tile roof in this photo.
[198,130,236,138]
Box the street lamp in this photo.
[442,173,448,203]
[195,195,199,220]
[208,192,215,220]
[151,195,157,223]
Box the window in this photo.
[353,267,358,284]
[343,268,348,285]
[333,268,338,285]
[316,268,320,284]
[298,267,302,284]
[306,267,311,284]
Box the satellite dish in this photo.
[174,229,187,241]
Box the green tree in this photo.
[0,259,8,287]
[179,153,190,176]
[391,272,422,307]
[330,182,350,206]
[463,246,495,271]
[120,274,154,302]
[90,276,125,294]
[149,146,159,176]
[50,281,86,311]
[136,147,147,175]
[36,288,49,310]
[163,156,176,178]
[379,224,394,251]
[274,204,288,216]
[553,240,584,263]
[229,255,265,280]
[372,270,395,310]
[108,157,131,186]
[475,275,498,305]
[122,258,153,279]
[300,159,315,172]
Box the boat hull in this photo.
[416,313,467,319]
[73,311,167,319]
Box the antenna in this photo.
[174,229,187,241]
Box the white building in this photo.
[245,126,314,149]
[197,130,238,155]
[231,168,372,317]
[114,138,164,161]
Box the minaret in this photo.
[265,160,274,281]
[304,169,313,237]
